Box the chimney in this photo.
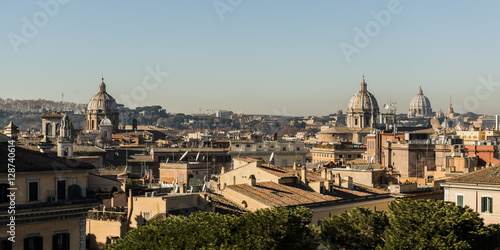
[249,175,257,186]
[335,173,341,186]
[301,166,307,185]
[327,170,333,181]
[127,189,133,231]
[321,167,327,179]
[221,166,225,174]
[341,176,353,189]
[293,162,297,170]
[496,115,499,131]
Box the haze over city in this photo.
[2,1,500,115]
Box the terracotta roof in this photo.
[258,164,295,178]
[0,142,94,173]
[88,173,123,183]
[209,193,246,215]
[227,181,339,207]
[287,168,325,183]
[447,165,500,185]
[257,164,327,183]
[128,155,154,163]
[330,183,388,198]
[150,212,167,221]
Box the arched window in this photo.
[55,123,61,136]
[68,184,83,200]
[46,123,52,136]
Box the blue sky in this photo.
[1,1,500,116]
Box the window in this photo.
[235,144,240,147]
[52,232,70,250]
[142,211,151,221]
[456,194,464,207]
[24,235,43,250]
[482,196,493,213]
[179,174,184,183]
[355,119,358,126]
[0,184,9,203]
[107,236,119,245]
[57,180,66,201]
[28,181,38,202]
[347,154,352,159]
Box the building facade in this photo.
[443,165,500,225]
[0,139,96,250]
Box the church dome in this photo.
[87,78,118,112]
[408,86,432,118]
[347,77,379,113]
[100,117,113,126]
[409,86,431,109]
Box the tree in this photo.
[320,199,500,250]
[382,199,493,250]
[107,207,319,250]
[235,206,319,250]
[320,207,387,249]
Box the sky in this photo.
[1,1,500,116]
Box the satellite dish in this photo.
[384,104,390,109]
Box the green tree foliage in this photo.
[320,199,500,250]
[382,199,492,250]
[320,207,387,249]
[235,206,319,249]
[107,207,319,250]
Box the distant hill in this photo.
[0,98,85,113]
[0,98,87,132]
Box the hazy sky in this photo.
[2,1,500,116]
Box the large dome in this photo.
[87,78,118,112]
[408,86,432,118]
[409,86,431,108]
[347,77,379,113]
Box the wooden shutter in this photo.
[457,195,464,207]
[481,197,486,213]
[489,197,493,213]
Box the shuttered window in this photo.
[456,195,464,207]
[52,233,70,250]
[481,196,493,213]
[24,236,43,250]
